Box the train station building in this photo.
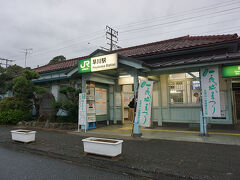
[34,34,240,131]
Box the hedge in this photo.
[0,110,27,125]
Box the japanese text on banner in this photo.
[135,80,153,127]
[200,67,221,117]
[78,93,87,126]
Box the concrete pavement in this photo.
[85,123,240,146]
[0,147,142,180]
[1,125,240,180]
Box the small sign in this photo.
[222,65,240,77]
[201,66,221,117]
[78,93,87,126]
[79,53,118,73]
[134,80,153,127]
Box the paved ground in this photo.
[87,123,240,146]
[0,147,140,180]
[1,126,240,180]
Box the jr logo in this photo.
[80,61,90,68]
[78,58,91,73]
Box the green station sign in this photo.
[222,65,240,77]
[78,53,118,73]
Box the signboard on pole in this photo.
[134,80,153,127]
[78,93,87,128]
[78,53,118,73]
[200,66,221,117]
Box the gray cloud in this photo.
[0,0,239,68]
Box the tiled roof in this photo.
[34,56,88,74]
[147,51,240,69]
[34,34,238,74]
[113,34,239,57]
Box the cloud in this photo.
[0,0,239,68]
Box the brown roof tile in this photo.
[113,34,238,57]
[34,56,88,74]
[34,34,238,74]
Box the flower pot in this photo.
[82,137,123,157]
[11,129,36,143]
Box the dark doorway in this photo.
[232,82,240,121]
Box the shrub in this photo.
[56,116,76,123]
[0,109,28,125]
[52,86,81,123]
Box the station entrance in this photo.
[232,79,240,125]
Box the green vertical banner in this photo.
[200,66,221,117]
[78,58,91,73]
[134,80,153,127]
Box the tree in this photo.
[0,69,47,124]
[12,70,46,116]
[0,66,4,73]
[0,65,24,94]
[0,70,46,115]
[49,55,66,64]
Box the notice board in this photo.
[95,88,107,115]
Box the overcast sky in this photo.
[0,0,240,68]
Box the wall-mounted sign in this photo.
[200,66,221,117]
[78,53,118,73]
[222,65,240,77]
[134,80,153,127]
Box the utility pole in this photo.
[106,26,119,51]
[22,48,33,68]
[0,58,15,68]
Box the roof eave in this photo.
[133,39,239,60]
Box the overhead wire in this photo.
[23,0,240,59]
[118,16,240,43]
[9,0,240,66]
[114,0,240,29]
[120,6,240,34]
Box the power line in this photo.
[6,0,240,66]
[115,0,240,30]
[32,3,240,57]
[9,1,240,60]
[119,16,240,43]
[120,6,240,34]
[29,35,104,58]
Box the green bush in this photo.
[55,116,76,123]
[0,110,27,125]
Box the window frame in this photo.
[168,73,201,107]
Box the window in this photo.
[168,72,200,105]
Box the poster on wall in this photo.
[78,93,87,126]
[87,102,96,114]
[200,66,221,117]
[134,80,153,127]
[95,88,107,115]
[86,87,95,100]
